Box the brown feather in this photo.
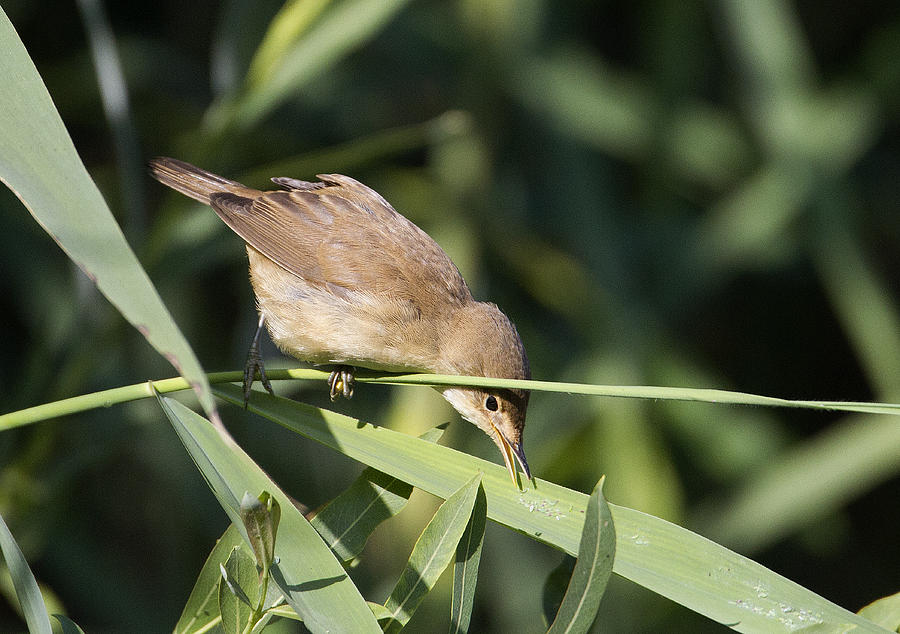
[208,178,473,312]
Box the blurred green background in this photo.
[1,0,899,631]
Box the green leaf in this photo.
[449,483,486,634]
[248,613,275,634]
[702,415,900,553]
[0,7,218,424]
[858,590,900,631]
[245,0,331,85]
[0,512,52,634]
[240,491,281,578]
[52,614,86,634]
[207,0,413,132]
[367,601,394,622]
[310,469,411,565]
[311,425,446,563]
[176,524,288,634]
[157,395,380,634]
[547,477,615,633]
[384,473,483,633]
[175,524,245,634]
[215,384,884,632]
[219,547,258,633]
[542,557,576,628]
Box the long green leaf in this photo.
[547,477,615,633]
[0,8,218,424]
[311,425,446,563]
[245,0,331,86]
[207,0,413,132]
[218,546,257,634]
[174,524,244,634]
[176,523,287,634]
[311,468,413,564]
[52,615,86,634]
[857,591,900,631]
[215,384,883,632]
[157,395,380,634]
[700,415,900,552]
[542,557,576,627]
[449,483,487,634]
[0,512,52,634]
[384,473,482,633]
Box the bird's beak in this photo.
[494,426,532,488]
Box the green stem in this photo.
[3,368,900,433]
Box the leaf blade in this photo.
[209,0,413,132]
[547,477,615,633]
[158,395,380,634]
[174,524,244,634]
[218,547,257,634]
[857,590,900,631]
[0,8,217,422]
[216,384,884,633]
[310,426,445,563]
[0,512,52,634]
[449,483,487,634]
[384,473,483,632]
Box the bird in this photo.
[149,157,531,485]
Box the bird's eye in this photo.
[485,395,499,411]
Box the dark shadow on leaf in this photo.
[270,563,347,592]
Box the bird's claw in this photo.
[328,366,355,401]
[243,335,274,407]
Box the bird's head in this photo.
[439,302,531,486]
[441,385,530,485]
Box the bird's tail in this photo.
[148,157,250,204]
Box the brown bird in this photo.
[149,158,531,484]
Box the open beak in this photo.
[494,426,532,488]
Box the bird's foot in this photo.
[328,366,355,401]
[243,316,274,407]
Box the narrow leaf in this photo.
[548,477,615,633]
[542,557,575,627]
[246,0,331,85]
[367,602,394,622]
[52,615,86,634]
[384,473,483,633]
[215,384,883,632]
[220,551,257,608]
[174,523,245,634]
[248,612,275,634]
[219,547,258,633]
[0,512,52,634]
[449,483,487,634]
[157,395,380,634]
[208,0,413,132]
[240,491,281,577]
[857,590,900,630]
[0,8,218,423]
[311,425,446,562]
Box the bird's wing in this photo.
[208,175,473,310]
